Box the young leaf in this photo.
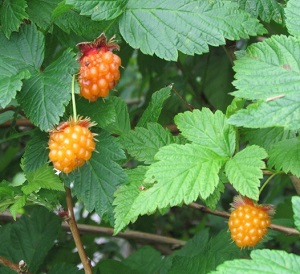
[225,145,267,200]
[18,49,78,131]
[0,207,61,273]
[22,129,49,173]
[211,249,300,274]
[66,0,128,21]
[234,0,284,24]
[175,108,236,157]
[285,0,300,37]
[114,144,226,233]
[137,86,171,127]
[120,123,175,164]
[22,164,64,195]
[0,0,28,38]
[228,35,300,130]
[113,166,148,233]
[120,0,265,61]
[268,138,300,177]
[292,196,300,231]
[67,130,127,225]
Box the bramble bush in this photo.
[1,0,300,273]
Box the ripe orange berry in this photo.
[48,117,96,174]
[77,33,121,101]
[228,196,274,248]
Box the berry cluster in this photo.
[48,117,96,174]
[228,196,274,248]
[78,34,121,101]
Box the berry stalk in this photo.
[71,74,77,122]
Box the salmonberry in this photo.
[228,195,274,248]
[77,33,121,101]
[48,117,96,174]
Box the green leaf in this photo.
[104,96,131,135]
[18,49,78,131]
[9,195,26,219]
[268,138,300,177]
[137,86,171,127]
[76,97,116,129]
[121,123,175,164]
[0,65,30,108]
[114,166,148,233]
[285,0,300,37]
[205,179,225,209]
[22,129,49,173]
[241,127,296,152]
[66,0,128,21]
[96,260,137,274]
[120,0,265,61]
[0,0,28,38]
[292,196,300,231]
[0,24,44,72]
[114,144,226,233]
[26,0,61,30]
[168,230,243,274]
[48,264,83,274]
[228,35,300,130]
[225,145,267,200]
[233,0,284,24]
[0,207,61,273]
[67,130,127,225]
[123,246,162,274]
[175,108,236,157]
[211,249,300,274]
[22,164,64,195]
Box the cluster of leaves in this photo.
[1,0,300,273]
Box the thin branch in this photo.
[188,202,300,236]
[0,256,30,273]
[65,187,92,274]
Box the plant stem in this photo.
[0,256,30,273]
[65,187,92,274]
[71,74,77,122]
[259,172,280,196]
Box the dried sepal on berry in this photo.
[48,117,97,174]
[228,195,275,248]
[77,33,122,101]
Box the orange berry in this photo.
[228,196,274,248]
[77,33,121,101]
[48,117,96,174]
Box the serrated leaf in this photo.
[9,195,26,219]
[0,207,61,273]
[211,249,300,274]
[268,138,300,177]
[26,0,61,30]
[18,49,78,131]
[225,145,267,200]
[22,164,64,195]
[137,86,171,127]
[76,97,116,129]
[285,0,300,37]
[0,65,30,108]
[104,96,131,135]
[169,230,243,274]
[22,129,49,173]
[204,180,225,209]
[229,35,300,130]
[0,0,28,38]
[120,0,265,61]
[233,0,284,24]
[0,24,44,72]
[67,130,127,225]
[121,123,174,164]
[175,108,236,157]
[241,127,296,152]
[113,166,148,233]
[292,196,300,231]
[66,0,128,21]
[114,144,226,233]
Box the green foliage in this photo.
[211,249,300,273]
[228,35,300,130]
[0,0,299,273]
